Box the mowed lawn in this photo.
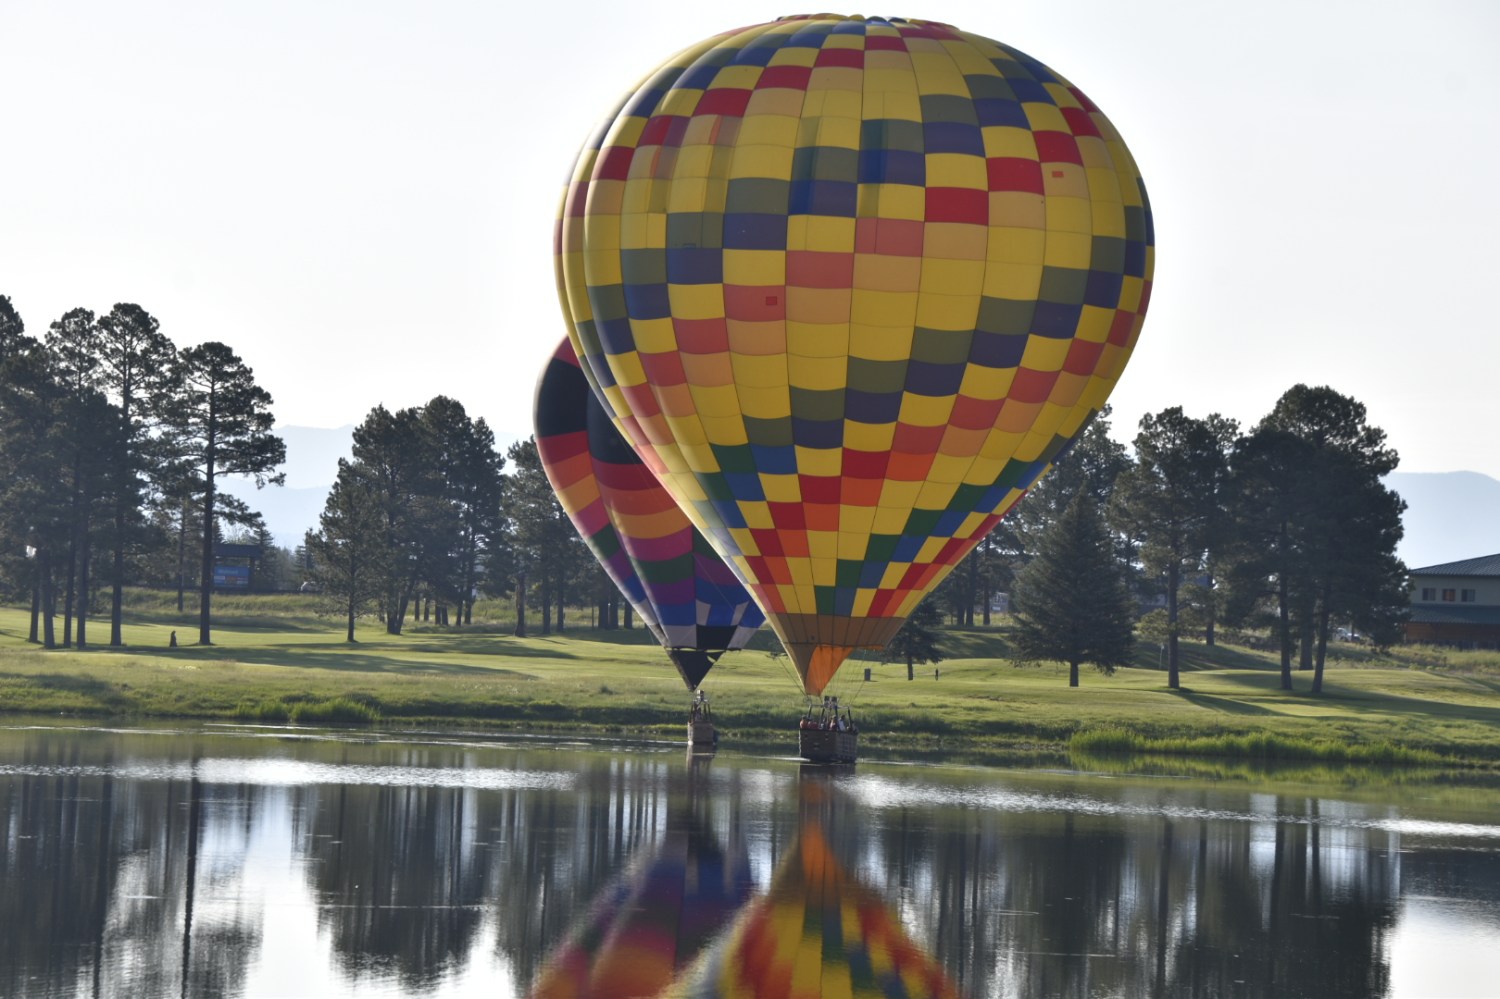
[1,599,1497,766]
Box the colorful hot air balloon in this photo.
[557,14,1153,695]
[535,338,765,689]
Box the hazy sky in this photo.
[4,1,1497,477]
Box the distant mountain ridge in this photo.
[220,424,521,548]
[225,428,1500,570]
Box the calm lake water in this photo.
[2,722,1498,999]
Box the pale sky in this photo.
[4,1,1497,478]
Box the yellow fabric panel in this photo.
[877,561,909,590]
[711,63,763,89]
[916,291,980,332]
[915,480,959,512]
[859,182,925,220]
[978,428,1026,461]
[735,383,790,421]
[1075,304,1115,344]
[1020,334,1072,372]
[988,192,1046,233]
[787,355,848,389]
[980,259,1045,298]
[925,153,987,189]
[616,209,664,248]
[727,321,787,356]
[730,352,787,389]
[876,479,922,510]
[897,392,956,427]
[760,473,801,503]
[723,249,786,285]
[794,447,843,477]
[850,295,920,340]
[668,284,724,321]
[957,365,1017,402]
[630,318,677,354]
[788,215,856,253]
[926,453,973,485]
[735,496,773,527]
[913,535,949,564]
[786,289,853,325]
[1046,196,1093,235]
[853,255,922,293]
[736,112,799,148]
[1023,102,1067,132]
[728,143,795,180]
[919,256,985,297]
[657,87,701,117]
[610,351,647,387]
[689,383,744,419]
[1042,231,1091,269]
[982,125,1040,158]
[871,505,909,536]
[677,440,720,474]
[908,51,967,94]
[699,411,750,444]
[843,419,896,451]
[1044,164,1089,201]
[923,222,986,261]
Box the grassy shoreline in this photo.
[1,596,1497,771]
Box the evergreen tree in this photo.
[1012,407,1132,556]
[163,342,285,645]
[419,397,506,626]
[1108,408,1235,689]
[43,309,126,649]
[308,461,391,641]
[1011,494,1135,687]
[1224,426,1308,690]
[92,303,177,644]
[349,404,429,634]
[1253,385,1406,693]
[882,597,945,680]
[503,438,574,637]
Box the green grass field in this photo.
[1,593,1497,769]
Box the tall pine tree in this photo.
[164,342,285,645]
[1011,494,1135,687]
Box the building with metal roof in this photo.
[1406,553,1500,647]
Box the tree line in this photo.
[932,388,1407,695]
[4,294,1408,687]
[0,295,624,648]
[0,297,284,647]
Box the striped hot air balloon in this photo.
[535,338,764,689]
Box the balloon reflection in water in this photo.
[528,794,755,999]
[557,14,1153,695]
[664,776,960,999]
[535,338,765,690]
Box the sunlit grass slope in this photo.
[0,595,1497,767]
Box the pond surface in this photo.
[2,722,1498,998]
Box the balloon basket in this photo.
[688,718,717,748]
[798,727,858,765]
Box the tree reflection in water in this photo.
[1,726,1498,998]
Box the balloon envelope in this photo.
[535,338,765,688]
[557,14,1153,693]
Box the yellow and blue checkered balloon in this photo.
[557,13,1153,694]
